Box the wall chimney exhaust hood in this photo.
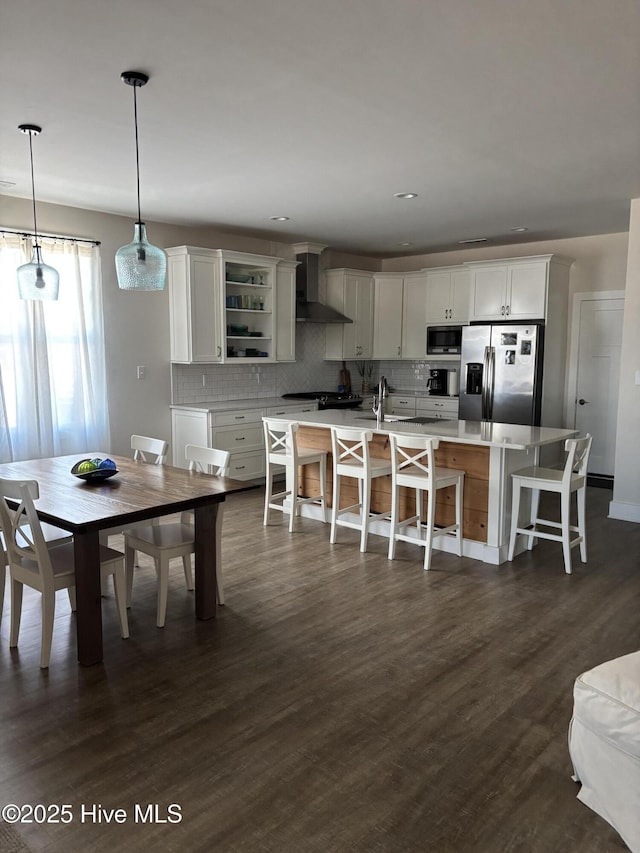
[293,242,353,324]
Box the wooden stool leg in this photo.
[423,486,436,571]
[319,457,327,523]
[263,459,272,527]
[528,488,540,550]
[360,477,371,553]
[330,474,341,544]
[388,480,399,560]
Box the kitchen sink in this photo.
[353,415,446,425]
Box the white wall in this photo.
[2,197,633,472]
[610,200,640,522]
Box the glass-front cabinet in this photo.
[167,247,282,364]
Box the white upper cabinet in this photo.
[325,269,374,360]
[373,274,404,359]
[425,267,470,324]
[401,272,429,358]
[168,247,293,364]
[372,272,428,359]
[468,257,560,322]
[275,260,297,362]
[168,249,223,363]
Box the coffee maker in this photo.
[427,368,448,395]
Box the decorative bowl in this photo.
[71,458,118,482]
[226,273,253,284]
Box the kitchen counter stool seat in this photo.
[263,419,328,532]
[124,445,230,627]
[330,426,392,553]
[508,434,592,574]
[388,433,464,571]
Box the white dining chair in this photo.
[387,433,465,571]
[100,434,169,570]
[123,445,230,627]
[263,418,328,532]
[508,434,593,574]
[329,426,392,553]
[1,522,73,626]
[0,477,129,668]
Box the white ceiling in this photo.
[2,0,640,257]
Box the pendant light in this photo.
[16,124,60,301]
[115,70,166,291]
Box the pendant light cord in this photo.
[132,82,142,226]
[27,131,40,247]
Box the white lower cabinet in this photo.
[416,396,459,420]
[171,401,317,481]
[387,395,416,416]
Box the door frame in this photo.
[564,290,625,483]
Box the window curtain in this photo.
[0,233,110,461]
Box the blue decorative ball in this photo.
[99,458,117,470]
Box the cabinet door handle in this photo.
[578,398,589,406]
[506,304,510,316]
[273,410,286,415]
[217,345,222,357]
[235,436,246,441]
[235,465,245,470]
[397,346,401,355]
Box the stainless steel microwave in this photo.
[426,325,463,355]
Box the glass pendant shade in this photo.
[17,244,60,300]
[115,222,167,291]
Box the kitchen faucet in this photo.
[372,375,388,424]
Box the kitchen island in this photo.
[264,409,578,565]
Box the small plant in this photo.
[355,360,373,381]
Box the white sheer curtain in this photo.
[0,233,110,461]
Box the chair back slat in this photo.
[0,478,54,585]
[563,434,593,483]
[330,427,373,468]
[263,419,300,462]
[131,434,168,464]
[390,433,440,480]
[185,444,231,476]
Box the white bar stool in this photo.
[329,426,392,553]
[388,433,465,571]
[508,433,592,574]
[263,419,328,532]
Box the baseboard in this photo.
[587,474,613,489]
[608,500,640,523]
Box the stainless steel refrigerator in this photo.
[458,323,544,425]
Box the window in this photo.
[0,233,110,461]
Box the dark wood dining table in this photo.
[0,452,255,665]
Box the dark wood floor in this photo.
[1,485,638,853]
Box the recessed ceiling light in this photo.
[393,192,418,199]
[269,215,290,221]
[510,226,528,233]
[398,242,413,247]
[459,237,487,244]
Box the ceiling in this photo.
[2,0,640,257]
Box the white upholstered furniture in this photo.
[263,418,328,532]
[508,434,592,574]
[569,650,640,851]
[388,433,464,571]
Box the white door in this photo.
[574,296,624,476]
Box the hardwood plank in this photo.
[0,485,635,852]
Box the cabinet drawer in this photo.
[211,408,264,427]
[388,395,416,415]
[227,450,265,481]
[265,403,318,417]
[416,397,459,417]
[211,424,264,452]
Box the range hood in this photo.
[294,245,353,324]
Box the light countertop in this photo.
[171,397,286,413]
[262,408,578,451]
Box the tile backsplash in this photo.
[171,324,460,403]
